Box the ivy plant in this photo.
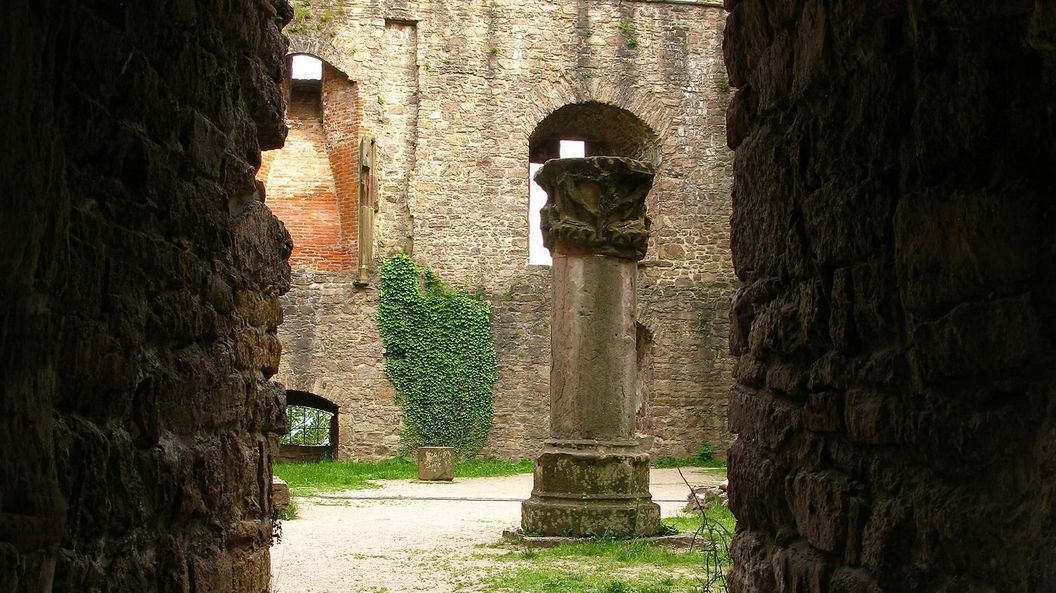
[377,254,497,456]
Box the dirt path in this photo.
[270,468,725,593]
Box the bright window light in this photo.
[560,140,586,158]
[528,140,586,266]
[528,162,552,266]
[291,54,323,80]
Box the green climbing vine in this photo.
[377,254,497,456]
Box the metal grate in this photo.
[281,405,334,446]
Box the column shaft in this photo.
[550,254,637,441]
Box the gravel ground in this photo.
[270,468,726,593]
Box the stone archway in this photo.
[528,101,661,165]
[278,390,340,462]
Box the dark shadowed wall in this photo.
[724,1,1056,591]
[1,1,292,591]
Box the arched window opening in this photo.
[277,390,339,462]
[257,53,361,273]
[527,102,659,266]
[282,406,333,446]
[290,54,323,80]
[285,54,324,111]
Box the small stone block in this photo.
[416,446,455,481]
[271,476,290,511]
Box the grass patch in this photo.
[662,502,735,535]
[473,500,739,593]
[661,514,702,533]
[496,539,703,568]
[484,539,706,592]
[277,497,299,520]
[456,458,534,478]
[661,503,735,592]
[653,444,725,469]
[486,567,686,593]
[273,457,533,494]
[482,526,737,593]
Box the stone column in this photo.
[521,156,661,537]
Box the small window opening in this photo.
[291,54,323,80]
[559,139,586,158]
[528,139,586,266]
[277,390,339,462]
[282,405,334,446]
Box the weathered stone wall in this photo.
[272,0,736,461]
[0,1,291,591]
[724,1,1056,591]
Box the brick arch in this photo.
[275,371,349,411]
[285,389,338,414]
[523,98,666,266]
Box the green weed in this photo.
[480,510,736,593]
[496,539,702,568]
[662,502,735,536]
[484,566,686,593]
[653,444,724,469]
[277,497,299,521]
[273,457,533,494]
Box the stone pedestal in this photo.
[417,446,455,481]
[521,157,660,537]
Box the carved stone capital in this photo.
[535,157,654,261]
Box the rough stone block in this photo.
[271,476,290,511]
[860,497,912,577]
[912,295,1049,380]
[844,389,899,445]
[803,391,843,433]
[726,439,794,531]
[685,480,728,512]
[830,568,883,593]
[771,542,832,593]
[787,470,850,554]
[416,446,455,481]
[521,497,661,538]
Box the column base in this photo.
[521,440,661,537]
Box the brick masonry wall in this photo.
[724,1,1056,591]
[322,64,361,255]
[271,0,735,461]
[0,0,291,591]
[263,79,354,271]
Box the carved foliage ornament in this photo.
[536,157,654,261]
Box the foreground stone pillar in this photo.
[521,156,660,537]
